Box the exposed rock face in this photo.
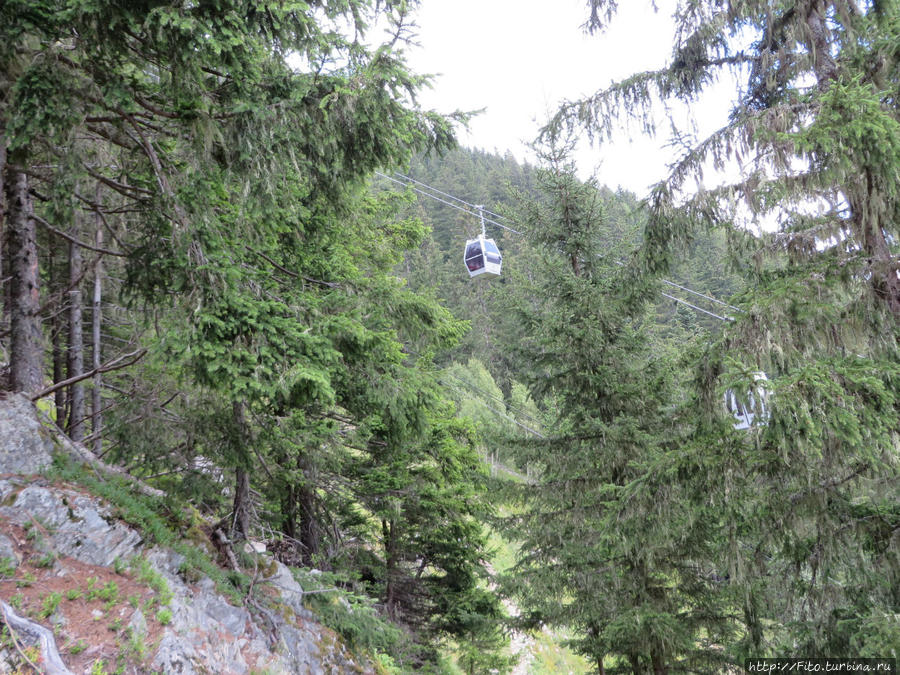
[0,483,143,568]
[0,394,372,673]
[0,393,55,475]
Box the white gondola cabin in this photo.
[724,371,771,430]
[464,234,502,279]
[464,206,502,279]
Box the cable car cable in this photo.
[392,172,507,222]
[611,261,742,316]
[391,172,486,212]
[661,292,734,322]
[438,379,547,439]
[440,370,545,428]
[660,279,742,312]
[375,171,525,234]
[377,171,738,321]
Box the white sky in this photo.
[402,0,682,195]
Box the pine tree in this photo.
[551,0,900,659]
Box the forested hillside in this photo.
[1,1,898,674]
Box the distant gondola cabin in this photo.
[464,234,502,279]
[725,371,771,430]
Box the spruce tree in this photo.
[550,0,900,660]
[499,139,726,673]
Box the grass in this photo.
[49,453,248,604]
[155,608,173,626]
[39,591,63,619]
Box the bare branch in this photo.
[32,213,128,257]
[31,348,147,402]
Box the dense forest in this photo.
[1,1,897,673]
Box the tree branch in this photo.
[0,600,74,675]
[32,213,128,257]
[31,348,147,402]
[246,246,340,288]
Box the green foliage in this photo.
[442,359,511,437]
[48,455,244,605]
[528,629,591,675]
[519,1,900,667]
[0,557,17,578]
[155,608,173,626]
[50,455,175,547]
[68,640,88,655]
[295,570,406,658]
[130,557,172,606]
[39,591,62,619]
[98,581,119,607]
[16,571,35,588]
[33,553,55,569]
[123,626,149,662]
[496,143,728,671]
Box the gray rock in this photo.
[151,631,201,674]
[128,608,147,638]
[144,547,185,579]
[0,649,17,673]
[0,533,19,569]
[3,485,72,529]
[265,560,311,618]
[0,394,55,475]
[50,493,143,566]
[193,577,249,635]
[0,478,17,502]
[0,486,142,567]
[0,397,377,674]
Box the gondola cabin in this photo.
[724,371,771,430]
[464,234,502,279]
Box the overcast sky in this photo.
[402,0,683,194]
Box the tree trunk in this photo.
[91,209,103,454]
[297,476,320,563]
[587,623,606,675]
[0,141,6,343]
[651,651,668,675]
[857,170,900,317]
[280,487,297,541]
[49,235,67,427]
[4,155,43,394]
[382,518,398,620]
[67,239,85,441]
[628,654,640,675]
[233,466,251,541]
[231,400,252,541]
[804,2,900,317]
[744,595,763,651]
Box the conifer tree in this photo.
[499,139,727,673]
[558,1,898,308]
[1,0,456,394]
[551,0,900,659]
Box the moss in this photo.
[177,505,216,557]
[1,489,22,507]
[259,556,279,579]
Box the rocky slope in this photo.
[0,393,373,674]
